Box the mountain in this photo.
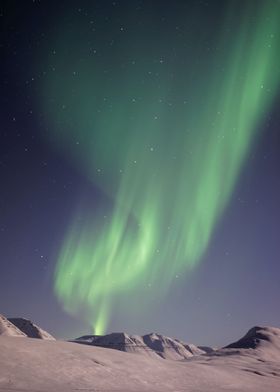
[225,326,280,350]
[0,314,26,337]
[8,317,55,340]
[74,332,206,360]
[223,325,280,360]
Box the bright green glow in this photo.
[43,2,280,334]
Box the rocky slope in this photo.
[8,317,55,340]
[0,314,26,337]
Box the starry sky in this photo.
[1,0,280,347]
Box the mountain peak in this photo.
[0,314,26,337]
[8,317,55,340]
[73,331,207,360]
[225,326,280,350]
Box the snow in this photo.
[0,324,279,391]
[0,314,26,337]
[73,331,206,360]
[8,318,55,340]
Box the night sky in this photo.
[1,0,280,347]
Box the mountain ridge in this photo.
[73,331,209,360]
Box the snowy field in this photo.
[0,316,279,392]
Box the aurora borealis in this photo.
[1,0,280,344]
[40,1,280,334]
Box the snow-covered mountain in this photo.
[73,331,207,360]
[0,314,26,337]
[223,325,280,361]
[225,325,280,350]
[8,317,55,340]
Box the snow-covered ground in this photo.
[0,316,279,392]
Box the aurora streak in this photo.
[42,1,280,334]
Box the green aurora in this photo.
[42,1,280,334]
